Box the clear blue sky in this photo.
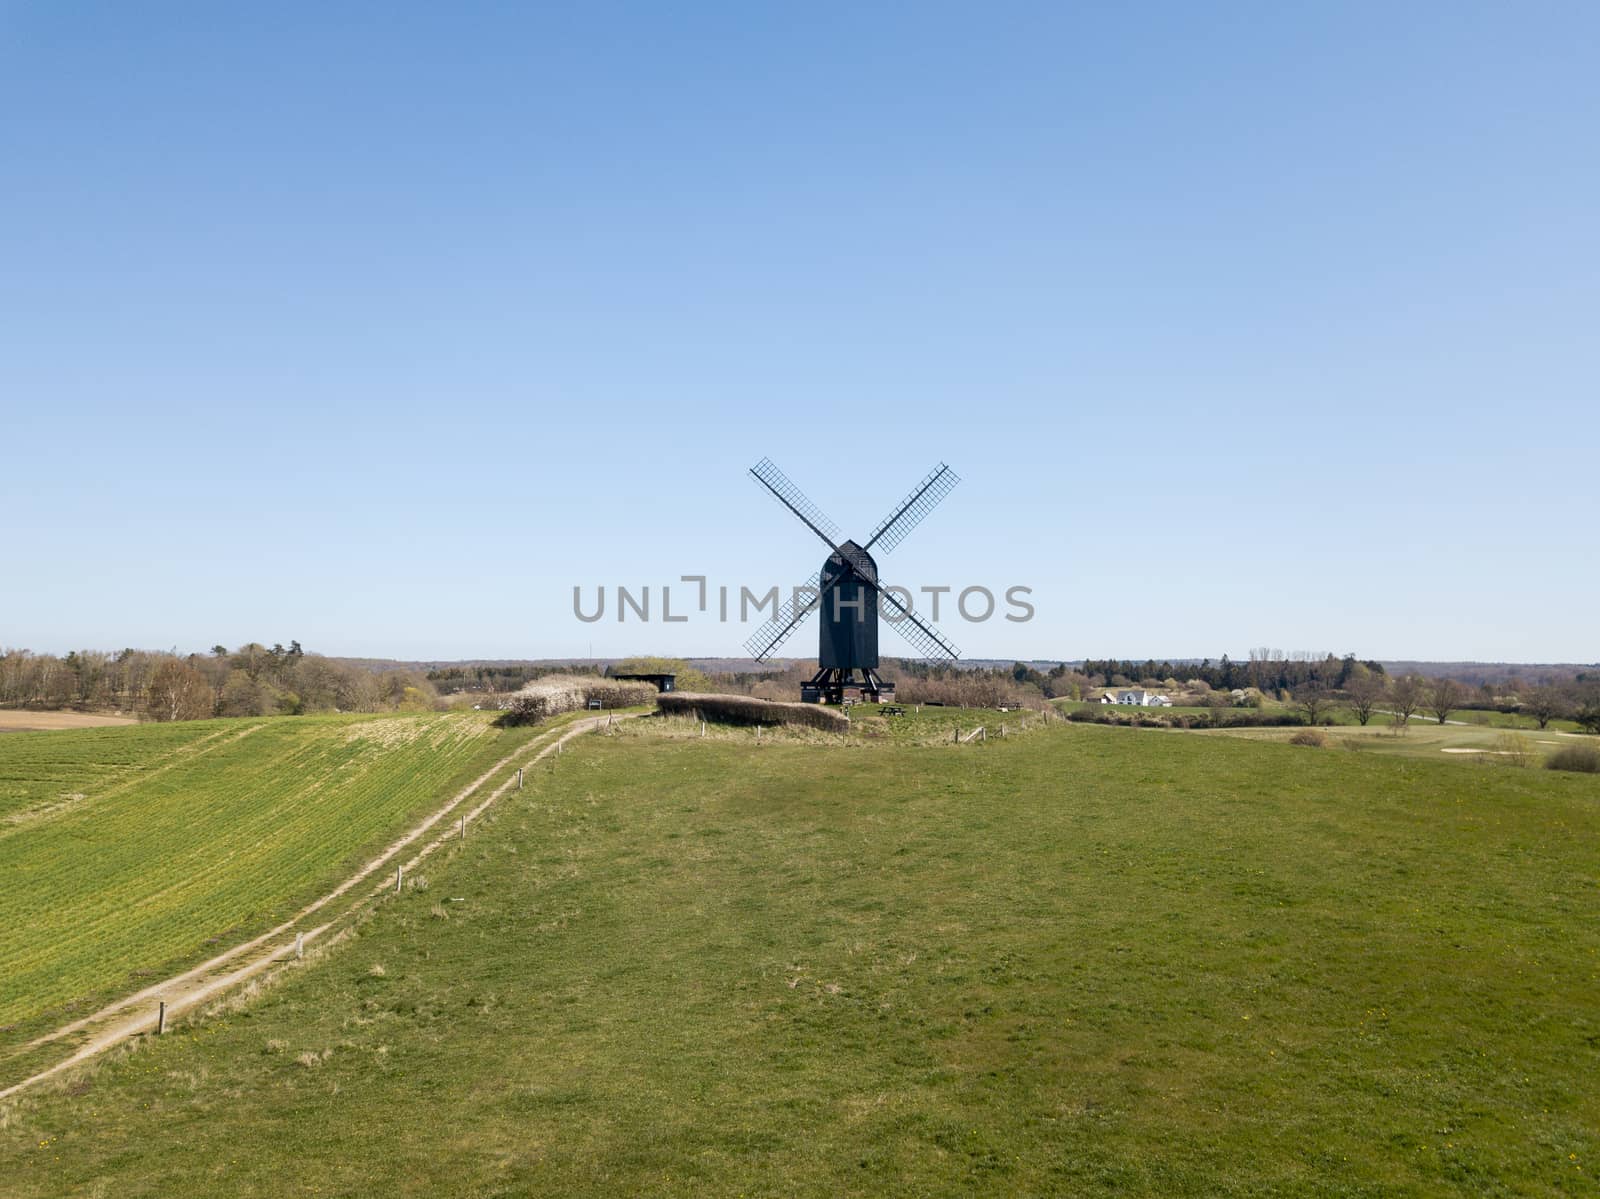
[3,2,1595,664]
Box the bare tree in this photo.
[1577,685,1600,736]
[1523,686,1567,730]
[1427,676,1466,727]
[145,660,215,722]
[1295,683,1333,726]
[1388,675,1424,729]
[1344,672,1385,726]
[1203,690,1231,728]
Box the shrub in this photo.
[1288,729,1328,748]
[1492,732,1533,768]
[657,692,850,733]
[503,675,658,725]
[895,675,1044,710]
[1546,744,1600,774]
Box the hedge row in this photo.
[503,675,660,725]
[657,692,851,733]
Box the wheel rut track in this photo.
[0,712,638,1101]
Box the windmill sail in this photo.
[875,581,961,659]
[742,571,826,661]
[863,463,960,555]
[749,457,844,551]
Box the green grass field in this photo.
[1055,697,1588,737]
[1197,718,1594,765]
[0,712,533,1043]
[1434,708,1584,733]
[3,716,1597,1196]
[850,702,1053,743]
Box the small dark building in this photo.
[607,671,676,693]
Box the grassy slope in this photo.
[0,720,228,821]
[4,722,1599,1196]
[0,712,534,1039]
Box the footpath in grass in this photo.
[0,712,536,1045]
[4,721,1598,1196]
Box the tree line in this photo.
[1292,672,1600,732]
[0,643,440,722]
[1076,652,1387,695]
[9,642,1594,730]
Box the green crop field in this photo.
[0,712,533,1044]
[4,716,1597,1196]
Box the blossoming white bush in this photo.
[504,675,658,725]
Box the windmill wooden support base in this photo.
[801,667,895,706]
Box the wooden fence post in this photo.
[156,1000,165,1036]
[517,767,523,790]
[295,932,304,960]
[459,815,466,840]
[396,865,404,893]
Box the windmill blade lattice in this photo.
[742,571,825,660]
[864,463,960,555]
[749,457,844,551]
[876,581,961,659]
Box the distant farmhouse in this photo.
[1098,688,1174,707]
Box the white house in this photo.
[1114,689,1173,707]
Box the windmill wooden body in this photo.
[744,458,961,704]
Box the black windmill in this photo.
[744,458,962,704]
